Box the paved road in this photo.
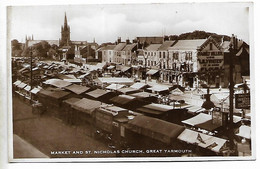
[13,134,49,158]
[12,96,115,158]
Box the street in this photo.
[12,96,116,158]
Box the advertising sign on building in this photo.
[235,93,250,109]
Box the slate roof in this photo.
[158,41,175,51]
[145,44,162,51]
[168,39,207,50]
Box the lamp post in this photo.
[144,54,148,84]
[30,47,33,101]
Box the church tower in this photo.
[60,12,71,47]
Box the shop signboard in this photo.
[235,93,250,109]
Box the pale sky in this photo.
[8,3,251,44]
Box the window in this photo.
[210,43,213,50]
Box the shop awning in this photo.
[17,82,27,89]
[106,83,125,90]
[38,90,71,99]
[63,97,81,106]
[13,80,22,86]
[117,87,139,94]
[30,87,41,94]
[24,85,31,91]
[121,66,131,72]
[171,88,184,95]
[86,89,110,98]
[146,69,159,75]
[136,103,173,115]
[71,98,101,115]
[110,95,136,105]
[130,82,147,89]
[43,79,72,88]
[182,113,212,126]
[177,129,227,153]
[128,115,185,144]
[78,72,91,79]
[236,125,251,139]
[107,65,115,69]
[64,79,82,83]
[64,84,90,95]
[130,91,157,98]
[147,85,169,92]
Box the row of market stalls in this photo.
[12,71,251,156]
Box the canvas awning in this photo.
[78,72,91,79]
[136,103,173,115]
[38,90,71,99]
[64,84,90,95]
[106,83,125,90]
[63,97,81,106]
[71,98,101,115]
[146,69,159,75]
[121,66,131,72]
[17,82,27,89]
[86,89,110,98]
[147,85,169,92]
[177,129,227,153]
[13,80,22,86]
[107,65,115,69]
[128,115,185,144]
[110,95,136,105]
[24,85,31,92]
[30,87,41,94]
[130,82,147,89]
[43,79,72,88]
[117,87,139,94]
[236,125,251,139]
[130,91,157,98]
[64,79,82,83]
[182,113,212,126]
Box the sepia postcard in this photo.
[5,1,255,162]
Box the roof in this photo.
[121,66,131,72]
[106,83,125,90]
[130,82,147,89]
[128,115,185,144]
[97,77,134,85]
[30,87,41,94]
[158,41,175,51]
[122,43,137,51]
[24,85,31,91]
[13,80,22,86]
[110,95,136,105]
[63,79,82,83]
[63,97,81,105]
[147,84,169,92]
[168,39,207,50]
[86,89,110,98]
[99,105,128,115]
[38,90,71,99]
[72,98,101,115]
[145,44,162,51]
[136,103,173,115]
[137,36,164,44]
[114,43,126,51]
[220,41,230,52]
[64,84,90,95]
[43,79,72,88]
[177,129,227,153]
[17,82,27,89]
[101,45,116,50]
[236,125,251,139]
[182,113,212,126]
[130,91,157,98]
[146,69,159,75]
[117,87,139,94]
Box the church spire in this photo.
[64,12,68,27]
